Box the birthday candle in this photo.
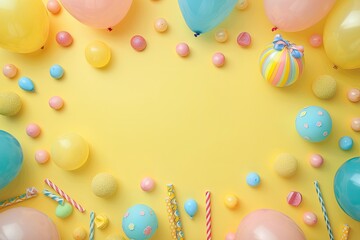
[0,187,37,209]
[314,181,334,240]
[167,184,185,240]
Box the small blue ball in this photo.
[246,172,260,187]
[50,64,64,79]
[18,76,34,91]
[339,136,353,151]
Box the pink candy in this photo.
[212,52,225,67]
[26,123,41,138]
[131,35,147,52]
[347,88,360,103]
[2,64,18,79]
[309,154,324,168]
[287,191,302,207]
[56,31,73,47]
[303,212,318,226]
[140,177,155,192]
[309,34,323,48]
[176,43,190,57]
[49,96,64,110]
[47,0,61,14]
[237,32,251,47]
[35,150,50,164]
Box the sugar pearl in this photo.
[212,52,225,67]
[176,43,190,57]
[47,0,61,14]
[26,123,41,138]
[56,31,73,47]
[154,18,168,32]
[49,96,64,110]
[35,150,50,164]
[309,154,324,168]
[351,117,360,132]
[140,177,155,192]
[309,34,323,48]
[347,88,360,103]
[2,64,18,78]
[215,29,228,43]
[303,212,318,226]
[131,35,147,51]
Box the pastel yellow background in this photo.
[1,0,360,239]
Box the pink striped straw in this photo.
[205,191,212,240]
[44,178,85,213]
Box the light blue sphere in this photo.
[246,172,260,187]
[338,136,353,151]
[0,130,23,190]
[295,106,332,142]
[334,157,360,221]
[50,64,64,79]
[122,204,158,240]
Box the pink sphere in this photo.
[225,232,236,240]
[212,52,225,67]
[309,154,324,168]
[140,177,155,192]
[347,88,360,103]
[26,123,41,138]
[35,150,50,164]
[131,35,147,52]
[2,64,18,78]
[351,117,360,132]
[49,96,64,110]
[56,31,73,47]
[309,34,323,48]
[176,43,190,57]
[302,212,317,226]
[47,0,61,14]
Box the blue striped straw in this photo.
[43,189,64,205]
[314,181,334,240]
[89,211,95,240]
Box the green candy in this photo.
[55,202,73,218]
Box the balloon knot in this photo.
[108,27,113,32]
[41,46,44,50]
[271,26,278,32]
[194,32,200,37]
[333,65,338,70]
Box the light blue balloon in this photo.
[18,76,35,91]
[178,0,237,36]
[0,130,23,190]
[184,199,198,218]
[334,157,360,221]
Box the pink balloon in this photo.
[263,0,336,32]
[0,207,60,240]
[235,209,305,240]
[60,0,133,29]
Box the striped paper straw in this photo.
[89,211,95,240]
[43,189,64,205]
[314,181,334,240]
[166,184,185,240]
[205,191,212,240]
[341,224,350,240]
[165,197,177,239]
[0,187,38,209]
[44,178,86,213]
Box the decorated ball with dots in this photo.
[295,106,332,142]
[122,204,158,240]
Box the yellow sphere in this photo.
[224,194,239,209]
[312,75,337,99]
[85,41,111,68]
[51,133,89,171]
[215,29,228,43]
[91,173,117,198]
[274,153,298,177]
[72,226,87,240]
[0,92,22,116]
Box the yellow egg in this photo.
[72,226,87,240]
[312,75,337,99]
[0,92,22,116]
[215,29,228,43]
[274,153,298,177]
[224,194,239,209]
[91,173,117,198]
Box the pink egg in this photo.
[35,150,50,164]
[309,154,324,168]
[2,64,18,79]
[237,32,251,47]
[309,34,323,48]
[140,177,155,192]
[303,212,318,226]
[56,31,73,47]
[26,123,41,138]
[49,96,64,110]
[176,43,190,57]
[347,88,360,103]
[351,117,360,132]
[131,35,147,52]
[47,0,61,14]
[225,232,236,240]
[212,52,225,67]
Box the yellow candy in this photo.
[0,92,22,116]
[312,75,337,99]
[91,173,117,198]
[274,153,298,177]
[72,226,87,240]
[95,214,109,229]
[224,194,239,209]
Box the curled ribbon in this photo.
[272,34,304,59]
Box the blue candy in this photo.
[50,64,64,79]
[18,77,35,91]
[338,136,353,151]
[246,172,260,187]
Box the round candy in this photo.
[154,18,168,32]
[351,117,360,132]
[225,232,236,240]
[237,32,251,47]
[176,43,190,57]
[51,133,89,170]
[246,172,260,187]
[274,153,298,177]
[85,41,111,68]
[47,0,61,14]
[56,31,73,47]
[347,88,360,103]
[56,202,73,218]
[2,64,18,78]
[309,154,324,168]
[26,123,41,138]
[73,226,87,240]
[50,64,64,79]
[295,106,332,142]
[140,177,155,192]
[287,191,302,207]
[122,204,158,240]
[309,34,323,48]
[131,35,147,52]
[95,215,109,229]
[18,76,35,91]
[312,75,337,99]
[302,212,317,226]
[91,173,117,198]
[0,92,22,116]
[235,0,248,10]
[338,136,353,151]
[212,52,225,67]
[224,194,239,209]
[35,150,50,164]
[49,96,64,110]
[215,29,228,43]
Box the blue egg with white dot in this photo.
[339,136,353,151]
[246,172,260,187]
[295,106,332,142]
[18,76,34,91]
[50,64,64,79]
[122,204,158,240]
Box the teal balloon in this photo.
[178,0,237,36]
[0,130,23,190]
[334,157,360,221]
[184,199,198,218]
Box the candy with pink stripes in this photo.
[205,191,212,240]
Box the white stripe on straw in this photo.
[314,181,334,240]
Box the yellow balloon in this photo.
[85,41,112,68]
[0,0,49,53]
[324,0,360,69]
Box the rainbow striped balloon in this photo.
[259,34,304,87]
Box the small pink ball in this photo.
[225,232,236,240]
[212,52,225,67]
[309,154,324,168]
[303,212,318,226]
[176,43,190,57]
[131,35,147,52]
[2,64,18,79]
[49,96,64,110]
[56,31,73,47]
[309,34,323,48]
[140,177,155,192]
[26,123,41,138]
[47,0,61,14]
[347,88,360,103]
[35,150,50,164]
[351,117,360,132]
